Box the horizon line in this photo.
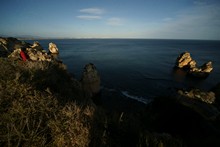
[1,35,219,41]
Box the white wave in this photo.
[121,91,150,104]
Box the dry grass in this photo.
[0,58,95,147]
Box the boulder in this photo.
[49,42,59,54]
[81,63,101,98]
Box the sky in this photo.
[0,0,220,40]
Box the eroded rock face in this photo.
[177,89,219,120]
[3,38,54,62]
[175,52,213,78]
[26,48,52,62]
[178,89,215,104]
[31,41,44,51]
[49,42,59,54]
[201,61,213,73]
[81,63,101,98]
[0,37,30,57]
[176,52,192,68]
[8,48,22,60]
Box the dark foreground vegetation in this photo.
[1,37,220,147]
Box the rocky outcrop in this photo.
[8,45,52,62]
[49,42,59,54]
[176,52,193,68]
[175,52,213,78]
[0,37,55,62]
[0,37,30,57]
[26,48,52,62]
[81,63,101,98]
[177,89,215,104]
[176,90,219,120]
[31,41,44,51]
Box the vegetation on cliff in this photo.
[0,58,97,146]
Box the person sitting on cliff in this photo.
[20,48,28,61]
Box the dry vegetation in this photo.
[0,58,96,146]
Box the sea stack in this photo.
[81,63,101,98]
[175,51,213,78]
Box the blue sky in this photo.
[0,0,220,40]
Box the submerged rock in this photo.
[175,52,213,78]
[81,63,101,98]
[49,42,59,54]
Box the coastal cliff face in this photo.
[0,37,99,146]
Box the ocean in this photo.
[26,39,220,104]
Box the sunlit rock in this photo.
[31,41,44,51]
[201,61,213,73]
[175,52,192,68]
[175,52,213,78]
[8,48,22,59]
[178,89,215,104]
[49,42,59,54]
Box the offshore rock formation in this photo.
[81,63,101,98]
[175,52,213,78]
[49,42,59,54]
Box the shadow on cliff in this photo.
[143,96,220,147]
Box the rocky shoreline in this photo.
[1,37,220,147]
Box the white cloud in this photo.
[77,15,102,20]
[107,18,123,26]
[79,8,104,15]
[77,8,104,21]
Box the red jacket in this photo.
[20,50,27,61]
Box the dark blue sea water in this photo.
[26,39,220,104]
